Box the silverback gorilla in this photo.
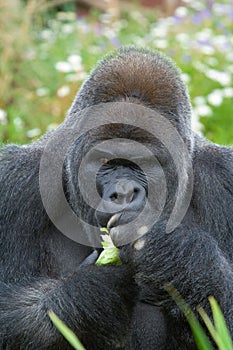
[0,47,233,350]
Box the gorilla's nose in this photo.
[96,179,146,228]
[108,179,142,205]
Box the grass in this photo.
[48,294,233,350]
[0,0,233,145]
[166,286,233,350]
[48,311,86,350]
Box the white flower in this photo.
[205,69,231,86]
[57,85,70,97]
[103,28,117,39]
[89,46,102,54]
[156,39,168,49]
[226,52,233,62]
[130,11,145,22]
[36,87,49,97]
[213,35,229,50]
[26,128,41,139]
[55,61,73,73]
[199,45,215,55]
[223,87,233,98]
[68,55,83,71]
[62,24,74,34]
[195,29,212,42]
[212,3,227,15]
[40,29,53,40]
[194,105,212,116]
[193,96,206,106]
[207,90,223,106]
[0,109,7,125]
[133,37,146,46]
[181,73,190,84]
[76,20,91,34]
[188,1,205,10]
[174,6,189,17]
[228,65,233,74]
[191,111,204,134]
[47,123,58,132]
[163,16,177,26]
[99,13,112,24]
[176,33,190,44]
[24,49,36,60]
[13,117,23,131]
[151,25,167,38]
[66,72,88,82]
[112,19,128,32]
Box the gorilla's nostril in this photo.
[110,192,124,205]
[110,192,118,201]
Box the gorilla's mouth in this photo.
[106,213,123,246]
[105,211,148,247]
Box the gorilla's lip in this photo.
[106,210,150,246]
[106,210,140,230]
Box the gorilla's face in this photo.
[71,123,175,246]
[62,102,191,247]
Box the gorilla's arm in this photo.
[0,267,135,349]
[124,224,233,347]
[0,146,136,349]
[121,143,233,343]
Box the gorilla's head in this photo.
[40,47,193,248]
[63,101,193,247]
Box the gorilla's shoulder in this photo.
[193,137,233,175]
[193,137,233,204]
[0,143,42,189]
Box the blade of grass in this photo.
[209,297,233,350]
[198,306,225,350]
[48,310,86,350]
[165,284,213,350]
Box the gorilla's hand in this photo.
[119,221,233,315]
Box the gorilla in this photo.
[0,46,233,350]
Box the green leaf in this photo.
[96,228,121,265]
[100,227,109,234]
[101,241,110,248]
[96,246,121,265]
[48,311,86,350]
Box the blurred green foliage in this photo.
[0,0,232,145]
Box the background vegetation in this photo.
[0,0,232,145]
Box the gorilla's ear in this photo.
[67,46,193,152]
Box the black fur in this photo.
[0,47,233,349]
